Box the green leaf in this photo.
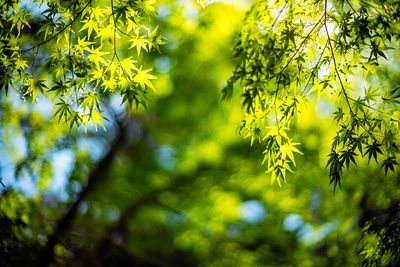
[364,142,383,164]
[381,157,398,175]
[80,92,100,112]
[54,99,71,123]
[133,67,156,90]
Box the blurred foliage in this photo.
[0,0,399,267]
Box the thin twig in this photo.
[324,0,353,114]
[324,0,378,141]
[22,0,93,54]
[109,2,137,88]
[278,15,325,78]
[271,2,287,29]
[347,95,399,120]
[271,12,325,130]
[301,39,329,96]
[344,0,359,16]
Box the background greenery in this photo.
[0,0,399,266]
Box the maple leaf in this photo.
[89,68,104,85]
[119,57,137,76]
[129,30,148,56]
[81,92,100,112]
[91,7,103,20]
[133,67,156,90]
[79,18,99,38]
[280,141,302,166]
[91,110,106,131]
[75,36,94,54]
[87,47,109,68]
[102,77,117,91]
[15,58,28,70]
[126,18,137,34]
[98,24,115,42]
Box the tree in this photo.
[0,1,399,267]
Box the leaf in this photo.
[133,67,156,90]
[364,87,380,103]
[75,36,94,54]
[69,111,82,130]
[79,18,98,38]
[15,58,28,70]
[91,7,104,20]
[54,99,71,123]
[91,110,106,131]
[98,24,115,42]
[81,92,100,112]
[102,77,117,91]
[333,108,344,123]
[119,57,137,76]
[381,157,397,175]
[340,149,358,169]
[147,26,164,50]
[138,0,156,14]
[87,47,109,67]
[24,78,47,101]
[0,73,11,95]
[364,142,383,164]
[48,80,68,95]
[126,18,137,34]
[280,141,302,166]
[352,97,365,114]
[121,88,147,109]
[129,30,149,56]
[265,126,290,145]
[222,79,233,102]
[326,150,343,192]
[89,68,104,86]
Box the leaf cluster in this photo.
[1,0,165,130]
[225,0,400,185]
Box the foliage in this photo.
[224,0,400,187]
[0,0,164,130]
[361,200,400,266]
[0,1,400,267]
[0,189,40,267]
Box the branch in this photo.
[344,0,359,16]
[271,2,287,29]
[301,39,329,96]
[277,14,325,78]
[96,174,200,267]
[324,0,353,114]
[323,3,379,142]
[0,178,7,192]
[22,0,93,54]
[38,120,126,267]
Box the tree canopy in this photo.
[0,0,400,267]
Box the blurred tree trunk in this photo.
[39,121,125,267]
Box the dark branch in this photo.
[38,120,126,267]
[0,178,7,192]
